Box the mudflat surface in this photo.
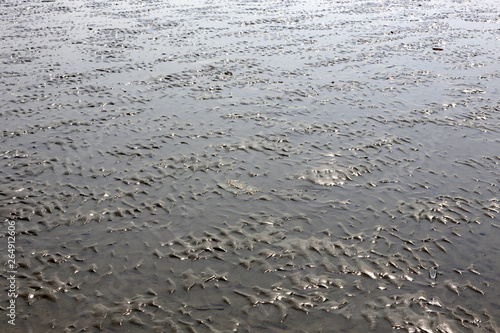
[1,0,499,332]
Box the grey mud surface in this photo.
[1,0,499,332]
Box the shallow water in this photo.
[1,0,499,332]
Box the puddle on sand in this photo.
[1,0,499,332]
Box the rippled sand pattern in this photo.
[1,0,499,332]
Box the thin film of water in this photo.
[0,0,499,332]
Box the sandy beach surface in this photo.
[1,0,499,331]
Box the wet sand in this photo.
[1,0,499,332]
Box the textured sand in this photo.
[1,0,499,332]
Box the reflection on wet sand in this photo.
[1,0,499,331]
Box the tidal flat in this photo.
[1,0,499,332]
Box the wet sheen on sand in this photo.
[1,0,499,332]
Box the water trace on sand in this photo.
[1,0,499,332]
